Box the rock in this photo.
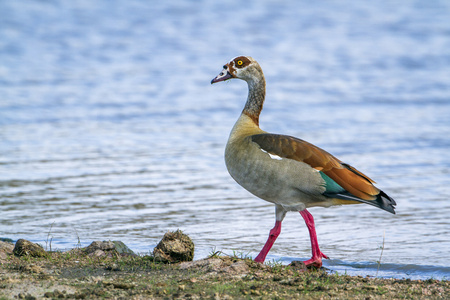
[112,241,135,255]
[84,241,135,256]
[153,230,194,263]
[13,239,48,257]
[289,260,307,272]
[92,249,106,257]
[85,241,115,253]
[0,240,14,261]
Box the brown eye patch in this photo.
[233,56,251,68]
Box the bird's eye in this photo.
[237,60,243,66]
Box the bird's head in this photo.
[211,56,261,84]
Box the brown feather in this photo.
[327,168,378,200]
[250,133,379,201]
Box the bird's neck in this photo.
[242,74,266,127]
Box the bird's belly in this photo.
[225,140,327,211]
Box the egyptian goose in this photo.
[211,56,396,268]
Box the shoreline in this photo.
[1,239,448,299]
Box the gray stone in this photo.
[84,241,135,256]
[111,241,135,255]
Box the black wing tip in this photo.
[378,190,397,214]
[324,190,397,214]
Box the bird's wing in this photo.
[250,133,380,201]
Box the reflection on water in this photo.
[1,0,449,280]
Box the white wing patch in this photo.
[261,149,283,160]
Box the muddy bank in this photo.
[0,239,448,299]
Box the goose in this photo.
[211,56,396,268]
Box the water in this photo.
[1,0,449,280]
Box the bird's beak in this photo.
[211,68,232,84]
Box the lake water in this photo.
[1,0,449,280]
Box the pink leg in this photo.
[299,209,329,268]
[254,220,282,263]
